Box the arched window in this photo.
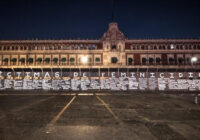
[37,58,42,62]
[3,58,9,62]
[132,46,136,50]
[28,58,33,63]
[186,58,190,64]
[20,58,25,63]
[20,58,25,65]
[61,58,66,62]
[70,58,75,63]
[95,57,100,62]
[3,58,9,65]
[141,46,144,50]
[128,58,133,65]
[111,57,118,63]
[142,58,147,63]
[156,57,161,63]
[111,45,117,50]
[163,46,166,50]
[169,58,174,64]
[53,58,58,63]
[44,58,50,63]
[11,58,17,62]
[178,57,183,64]
[149,58,154,63]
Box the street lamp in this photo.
[191,56,198,104]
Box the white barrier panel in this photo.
[0,71,200,91]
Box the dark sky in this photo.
[0,0,200,40]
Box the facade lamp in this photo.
[170,44,174,49]
[191,57,197,63]
[81,56,88,64]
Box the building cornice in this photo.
[126,39,200,43]
[1,39,200,44]
[0,39,101,44]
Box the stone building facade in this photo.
[0,22,200,71]
[0,22,200,70]
[1,22,200,91]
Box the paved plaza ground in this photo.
[0,92,200,140]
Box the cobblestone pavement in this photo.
[0,92,200,140]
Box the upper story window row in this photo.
[125,43,200,50]
[0,43,103,51]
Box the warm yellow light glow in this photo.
[81,56,88,63]
[191,57,197,62]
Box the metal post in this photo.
[194,95,198,104]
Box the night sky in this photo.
[0,0,200,40]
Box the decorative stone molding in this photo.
[101,22,126,42]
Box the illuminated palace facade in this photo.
[0,22,200,72]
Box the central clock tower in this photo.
[101,22,126,66]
